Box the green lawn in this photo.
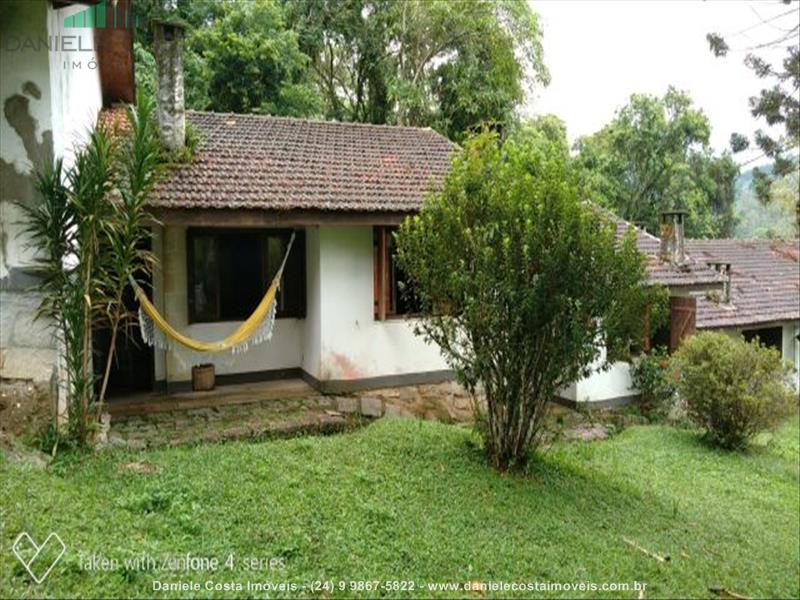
[1,415,798,598]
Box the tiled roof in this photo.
[97,105,131,137]
[685,239,800,329]
[611,215,724,288]
[148,111,457,212]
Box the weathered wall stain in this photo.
[0,81,53,286]
[321,352,363,380]
[1,81,54,207]
[21,80,41,100]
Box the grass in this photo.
[1,414,798,598]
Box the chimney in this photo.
[153,19,185,154]
[659,210,687,265]
[708,262,732,303]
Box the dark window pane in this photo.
[278,230,306,318]
[373,226,421,317]
[219,232,262,321]
[743,326,783,351]
[190,234,219,321]
[188,229,305,323]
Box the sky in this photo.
[527,0,798,163]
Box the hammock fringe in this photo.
[137,296,278,357]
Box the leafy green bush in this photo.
[671,332,795,449]
[630,346,675,420]
[395,131,648,470]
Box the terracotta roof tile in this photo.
[97,105,131,137]
[610,213,724,288]
[685,239,800,329]
[149,111,456,212]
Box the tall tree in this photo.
[134,1,547,139]
[134,0,320,115]
[395,132,647,471]
[574,88,739,238]
[192,0,320,115]
[510,114,570,158]
[707,1,799,204]
[285,0,549,139]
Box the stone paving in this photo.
[105,396,368,450]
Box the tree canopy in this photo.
[574,88,739,238]
[734,165,799,239]
[133,0,548,141]
[134,0,320,116]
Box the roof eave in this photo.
[148,206,417,228]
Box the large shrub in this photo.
[671,332,795,450]
[395,132,648,471]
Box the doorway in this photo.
[92,265,154,399]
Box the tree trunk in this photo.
[484,381,547,472]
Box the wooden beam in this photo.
[377,227,387,321]
[669,296,696,352]
[94,0,136,106]
[149,208,413,228]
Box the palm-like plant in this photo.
[96,96,162,411]
[19,93,161,446]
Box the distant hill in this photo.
[733,165,798,239]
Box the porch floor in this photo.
[106,378,316,417]
[103,379,364,450]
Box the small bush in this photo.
[630,346,675,420]
[671,332,795,450]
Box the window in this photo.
[373,226,422,319]
[743,326,783,352]
[187,228,305,323]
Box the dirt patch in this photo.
[120,461,161,474]
[0,430,51,469]
[0,378,52,438]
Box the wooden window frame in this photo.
[374,226,421,321]
[187,227,305,324]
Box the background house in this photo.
[688,238,800,380]
[560,223,799,406]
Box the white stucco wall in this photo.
[1,0,54,281]
[47,4,103,172]
[312,225,449,382]
[575,361,636,404]
[302,226,322,378]
[560,319,800,405]
[1,1,102,386]
[557,344,637,405]
[182,320,304,377]
[783,322,800,389]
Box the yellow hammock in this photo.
[130,232,295,354]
